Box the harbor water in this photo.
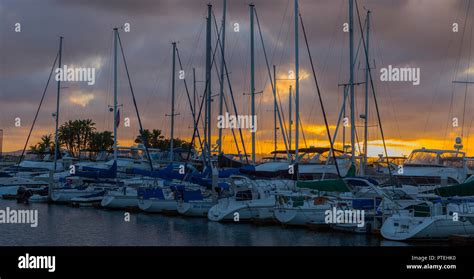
[0,199,415,247]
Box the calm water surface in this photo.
[0,200,416,246]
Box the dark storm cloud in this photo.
[1,0,473,151]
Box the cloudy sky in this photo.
[1,0,473,157]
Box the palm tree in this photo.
[58,119,96,157]
[135,129,190,150]
[89,131,114,157]
[29,134,56,154]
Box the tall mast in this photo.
[53,36,63,172]
[273,65,277,157]
[363,10,370,175]
[205,4,212,160]
[342,85,347,151]
[250,3,256,164]
[294,0,300,163]
[349,0,356,166]
[170,42,177,162]
[193,67,197,149]
[289,85,293,151]
[113,28,118,163]
[218,0,227,154]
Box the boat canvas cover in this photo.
[435,180,474,197]
[296,179,351,192]
[133,164,185,180]
[76,161,117,179]
[352,198,381,210]
[218,154,245,168]
[183,190,203,202]
[138,188,165,200]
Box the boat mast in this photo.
[53,36,63,172]
[205,4,212,161]
[349,0,356,166]
[289,85,292,151]
[273,65,277,157]
[250,3,256,164]
[294,0,300,163]
[342,85,346,151]
[362,10,371,175]
[218,0,227,155]
[193,67,197,150]
[113,28,118,164]
[170,42,177,162]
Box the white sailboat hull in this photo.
[101,194,139,209]
[138,199,177,213]
[51,189,101,203]
[274,205,330,226]
[177,200,214,217]
[207,197,276,222]
[71,195,104,207]
[381,214,474,240]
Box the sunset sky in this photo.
[1,0,473,157]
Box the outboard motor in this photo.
[16,187,33,204]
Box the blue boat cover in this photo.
[183,190,203,202]
[170,184,185,191]
[352,198,381,209]
[138,187,165,200]
[132,164,185,180]
[75,161,117,179]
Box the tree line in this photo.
[30,119,190,158]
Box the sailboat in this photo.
[51,184,109,204]
[381,199,474,240]
[176,187,216,217]
[100,178,143,210]
[274,193,335,227]
[99,26,166,210]
[273,2,396,233]
[207,174,294,222]
[137,183,178,214]
[0,174,48,197]
[101,190,138,209]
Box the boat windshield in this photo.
[405,151,439,165]
[406,151,464,167]
[439,152,464,168]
